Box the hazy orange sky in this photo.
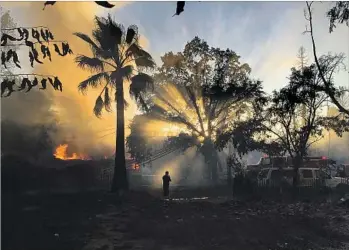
[1,2,145,154]
[1,1,348,158]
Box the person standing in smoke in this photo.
[162,171,171,198]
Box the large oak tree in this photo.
[128,37,265,183]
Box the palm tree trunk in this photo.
[111,79,129,192]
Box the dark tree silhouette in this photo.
[127,37,265,183]
[240,63,348,186]
[304,1,349,116]
[1,9,59,162]
[126,114,154,164]
[1,22,72,96]
[327,1,349,33]
[74,15,156,192]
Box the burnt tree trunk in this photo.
[202,138,218,184]
[292,154,302,188]
[227,163,232,186]
[111,79,128,193]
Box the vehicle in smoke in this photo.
[247,155,336,171]
[337,164,349,177]
[257,167,345,189]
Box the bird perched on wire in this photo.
[173,1,185,17]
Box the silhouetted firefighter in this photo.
[162,171,172,197]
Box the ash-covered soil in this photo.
[2,190,349,250]
[84,191,349,250]
[1,191,112,250]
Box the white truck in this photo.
[257,167,344,188]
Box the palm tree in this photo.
[74,15,155,192]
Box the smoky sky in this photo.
[1,3,135,158]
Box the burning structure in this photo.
[53,144,90,160]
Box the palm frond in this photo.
[125,25,138,44]
[135,57,156,69]
[124,39,155,69]
[107,14,124,45]
[130,73,154,113]
[93,15,124,52]
[129,73,154,98]
[94,95,104,118]
[78,72,109,94]
[104,87,112,112]
[126,43,152,60]
[73,32,99,49]
[75,54,105,72]
[93,16,114,51]
[74,32,113,60]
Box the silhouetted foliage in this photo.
[304,2,349,116]
[75,15,155,192]
[327,1,349,33]
[126,115,153,163]
[128,37,265,181]
[1,10,60,163]
[1,21,72,96]
[266,66,329,157]
[215,118,284,157]
[226,154,244,176]
[1,26,71,66]
[240,63,349,185]
[74,15,155,118]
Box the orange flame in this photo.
[54,144,89,160]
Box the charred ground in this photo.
[3,189,349,250]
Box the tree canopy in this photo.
[304,2,349,117]
[74,15,156,118]
[231,61,349,164]
[327,1,349,33]
[127,37,265,180]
